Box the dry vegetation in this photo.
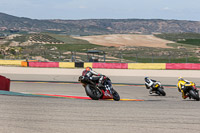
[0,33,199,63]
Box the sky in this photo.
[0,0,200,21]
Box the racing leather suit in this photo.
[82,69,104,87]
[145,78,156,89]
[177,80,192,99]
[145,78,157,94]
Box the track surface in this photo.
[1,80,200,133]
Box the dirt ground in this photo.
[73,34,173,48]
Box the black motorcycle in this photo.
[184,83,199,101]
[79,76,120,101]
[146,81,166,96]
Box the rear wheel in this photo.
[189,90,199,101]
[112,89,120,101]
[85,84,103,100]
[158,87,166,96]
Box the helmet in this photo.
[178,77,184,81]
[144,77,149,82]
[86,67,92,71]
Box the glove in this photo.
[145,84,150,89]
[78,76,84,81]
[103,75,107,79]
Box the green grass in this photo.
[44,43,103,52]
[47,34,91,44]
[166,43,199,48]
[177,39,200,46]
[12,35,29,43]
[123,56,199,63]
[155,33,200,41]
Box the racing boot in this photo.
[182,93,188,99]
[183,95,188,99]
[186,93,191,99]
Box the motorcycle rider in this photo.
[144,77,157,94]
[177,77,193,99]
[82,67,105,88]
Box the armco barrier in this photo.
[21,60,39,67]
[75,62,84,68]
[128,63,166,70]
[0,60,24,66]
[21,61,28,67]
[166,63,200,70]
[93,63,128,69]
[59,62,75,68]
[12,60,200,70]
[28,62,59,67]
[84,62,93,68]
[0,75,10,91]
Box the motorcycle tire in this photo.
[85,84,103,100]
[112,89,120,101]
[158,87,166,96]
[189,90,200,101]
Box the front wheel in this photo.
[157,87,166,96]
[85,84,103,100]
[189,90,199,101]
[112,89,120,101]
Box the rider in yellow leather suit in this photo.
[177,77,194,99]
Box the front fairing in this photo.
[101,79,113,99]
[104,80,113,92]
[101,90,113,99]
[153,82,161,89]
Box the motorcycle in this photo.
[78,75,120,101]
[147,81,166,96]
[183,82,199,101]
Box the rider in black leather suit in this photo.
[82,67,105,88]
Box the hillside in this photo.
[1,12,200,35]
[0,33,200,63]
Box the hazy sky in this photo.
[0,0,200,21]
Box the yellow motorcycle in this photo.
[178,81,199,101]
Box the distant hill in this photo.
[1,12,200,35]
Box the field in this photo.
[73,33,200,63]
[29,34,64,44]
[0,32,200,63]
[154,33,200,41]
[73,34,173,48]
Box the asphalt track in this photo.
[1,67,200,133]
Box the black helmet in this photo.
[145,77,149,82]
